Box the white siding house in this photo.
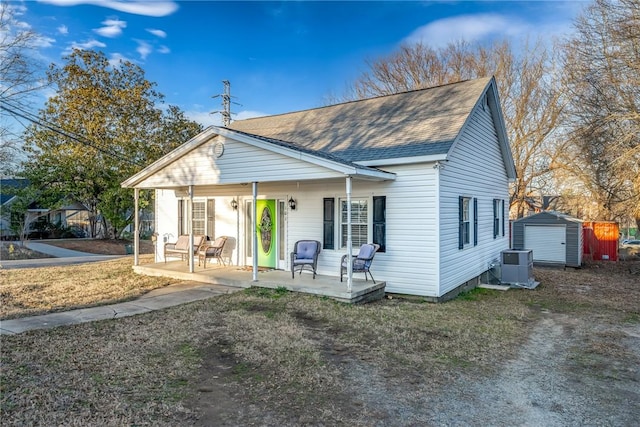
[123,77,516,301]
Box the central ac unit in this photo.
[501,249,536,288]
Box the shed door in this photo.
[525,225,566,263]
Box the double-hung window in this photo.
[178,199,215,237]
[323,196,386,252]
[459,196,477,249]
[192,201,206,235]
[341,198,368,249]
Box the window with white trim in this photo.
[179,199,215,237]
[493,199,501,238]
[458,196,477,249]
[340,198,368,249]
[462,197,471,245]
[192,201,206,235]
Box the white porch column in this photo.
[188,185,194,273]
[346,176,353,292]
[252,182,258,282]
[133,188,140,266]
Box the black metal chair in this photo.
[290,240,321,279]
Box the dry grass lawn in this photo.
[1,260,639,426]
[0,255,173,320]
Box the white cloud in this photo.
[146,28,167,38]
[57,24,68,35]
[404,14,527,48]
[67,38,107,52]
[158,45,170,54]
[33,35,56,48]
[404,9,580,50]
[94,18,126,38]
[134,39,151,60]
[108,52,136,68]
[185,110,221,127]
[37,0,179,17]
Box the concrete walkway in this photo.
[0,241,122,269]
[0,281,241,335]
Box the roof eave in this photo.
[215,127,396,181]
[356,153,449,167]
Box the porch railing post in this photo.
[134,188,139,266]
[252,182,258,281]
[189,185,194,273]
[346,176,353,292]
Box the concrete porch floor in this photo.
[134,260,386,304]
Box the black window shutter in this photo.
[458,196,464,250]
[207,199,215,239]
[323,198,334,250]
[373,196,386,253]
[178,200,184,235]
[502,199,506,236]
[473,198,478,246]
[493,199,498,238]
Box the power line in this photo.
[0,98,143,166]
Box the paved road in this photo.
[0,241,122,269]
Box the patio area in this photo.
[134,261,386,304]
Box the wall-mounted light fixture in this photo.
[288,197,296,210]
[230,198,238,210]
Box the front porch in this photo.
[134,261,386,304]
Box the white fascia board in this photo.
[487,81,517,180]
[215,127,396,181]
[121,127,219,188]
[356,153,448,167]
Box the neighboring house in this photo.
[0,178,90,239]
[0,179,29,238]
[122,77,516,300]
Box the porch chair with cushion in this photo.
[290,240,321,279]
[340,243,380,284]
[164,234,206,263]
[198,236,228,268]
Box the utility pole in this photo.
[212,80,240,127]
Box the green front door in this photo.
[256,199,277,268]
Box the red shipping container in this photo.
[583,221,619,261]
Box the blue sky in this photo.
[10,0,587,127]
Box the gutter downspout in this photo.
[252,182,258,282]
[346,176,353,292]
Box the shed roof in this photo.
[513,210,583,224]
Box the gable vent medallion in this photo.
[212,141,225,158]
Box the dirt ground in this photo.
[184,262,640,426]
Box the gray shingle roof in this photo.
[229,77,492,163]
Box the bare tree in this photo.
[342,39,566,218]
[560,0,640,227]
[0,2,47,174]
